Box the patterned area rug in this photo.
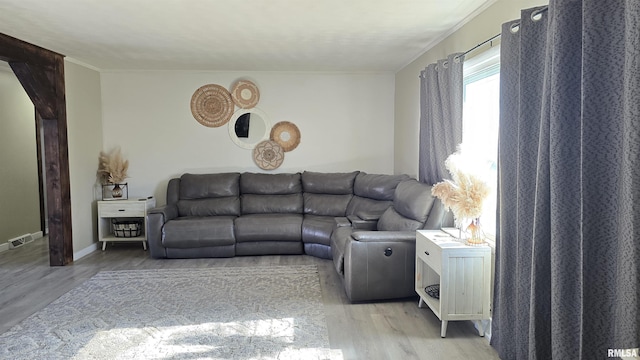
[0,265,342,360]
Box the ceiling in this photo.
[0,0,494,72]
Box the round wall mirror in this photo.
[228,108,270,149]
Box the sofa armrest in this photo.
[346,214,378,230]
[351,230,416,242]
[356,211,382,221]
[334,217,352,228]
[147,204,178,259]
[148,204,178,222]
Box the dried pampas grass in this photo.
[98,147,129,184]
[432,147,491,226]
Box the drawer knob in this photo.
[384,248,393,257]
[118,209,126,212]
[424,251,430,256]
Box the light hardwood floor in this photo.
[0,238,500,360]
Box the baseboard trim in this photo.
[74,242,99,261]
[0,242,8,253]
[32,231,44,240]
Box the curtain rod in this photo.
[463,33,501,56]
[462,5,548,56]
[419,5,549,77]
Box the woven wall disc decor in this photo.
[190,84,234,127]
[253,140,284,170]
[231,80,260,109]
[270,121,301,152]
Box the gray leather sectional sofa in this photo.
[147,171,446,301]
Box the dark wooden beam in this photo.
[9,62,56,119]
[49,56,73,265]
[35,111,46,234]
[1,31,73,266]
[39,56,73,266]
[0,32,63,64]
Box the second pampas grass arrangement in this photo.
[98,147,129,184]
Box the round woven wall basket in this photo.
[253,140,284,170]
[231,80,260,109]
[270,121,301,152]
[190,84,234,127]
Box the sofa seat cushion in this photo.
[235,214,302,242]
[302,215,337,246]
[163,216,236,248]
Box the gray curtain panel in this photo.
[492,2,640,360]
[418,53,464,185]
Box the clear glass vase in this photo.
[466,218,485,246]
[111,184,123,198]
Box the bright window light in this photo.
[462,46,500,240]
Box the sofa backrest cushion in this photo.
[240,173,303,214]
[346,173,411,216]
[177,173,241,217]
[422,198,447,230]
[179,173,240,199]
[346,197,393,218]
[303,193,353,217]
[352,172,410,200]
[240,173,302,194]
[301,171,357,216]
[377,180,435,231]
[377,208,424,231]
[301,171,358,195]
[166,178,181,206]
[178,198,241,217]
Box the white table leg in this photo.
[478,320,487,337]
[102,241,106,251]
[418,297,425,308]
[142,241,147,251]
[440,320,448,338]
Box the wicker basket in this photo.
[112,219,142,238]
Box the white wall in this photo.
[394,0,548,178]
[101,71,395,205]
[0,67,40,243]
[65,60,104,257]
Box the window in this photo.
[462,46,500,239]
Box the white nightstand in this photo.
[415,229,491,338]
[97,197,156,251]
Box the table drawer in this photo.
[417,233,442,272]
[99,202,145,217]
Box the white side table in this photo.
[97,197,156,251]
[415,230,491,337]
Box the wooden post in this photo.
[1,32,73,266]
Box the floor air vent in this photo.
[8,234,33,249]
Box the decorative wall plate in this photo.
[270,121,301,152]
[253,140,284,170]
[190,84,234,127]
[231,80,260,109]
